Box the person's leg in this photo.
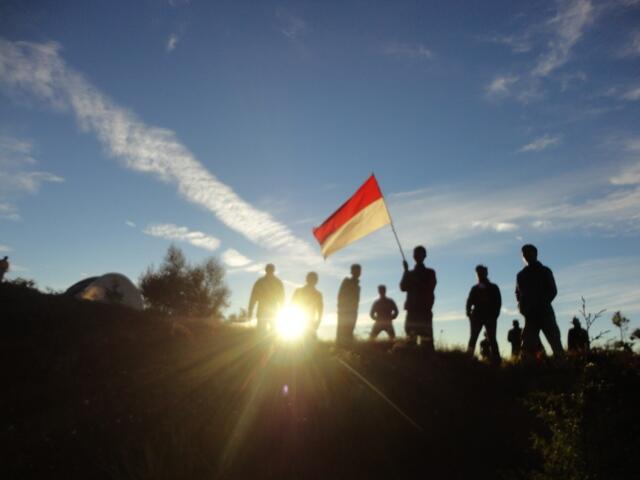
[485,316,501,364]
[256,314,267,332]
[540,310,564,357]
[467,317,482,355]
[386,323,396,341]
[521,316,541,360]
[347,312,357,341]
[336,313,346,345]
[405,312,417,345]
[421,311,435,354]
[370,322,381,340]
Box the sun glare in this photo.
[275,305,307,342]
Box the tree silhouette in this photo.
[140,245,230,320]
[611,311,632,351]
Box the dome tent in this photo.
[65,273,144,311]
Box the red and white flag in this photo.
[313,175,391,258]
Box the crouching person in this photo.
[369,285,399,340]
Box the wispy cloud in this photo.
[382,42,433,60]
[343,154,640,261]
[221,248,251,267]
[125,220,136,228]
[621,85,640,101]
[531,0,594,77]
[166,33,179,53]
[485,75,519,97]
[277,11,307,40]
[619,30,640,57]
[0,133,63,219]
[486,0,595,103]
[554,256,640,320]
[143,223,221,251]
[0,244,11,252]
[0,202,20,221]
[518,133,563,152]
[480,33,532,54]
[0,39,321,263]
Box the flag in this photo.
[313,174,391,258]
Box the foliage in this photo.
[529,358,640,480]
[226,308,249,323]
[579,297,608,344]
[139,245,230,320]
[611,311,632,351]
[7,277,38,290]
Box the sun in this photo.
[275,305,307,342]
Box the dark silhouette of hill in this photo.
[1,282,638,479]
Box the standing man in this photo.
[507,320,523,358]
[568,317,590,353]
[248,264,285,333]
[292,272,323,337]
[0,256,9,282]
[465,265,502,364]
[369,285,399,340]
[400,245,437,352]
[336,264,361,345]
[515,244,564,358]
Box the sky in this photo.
[1,0,639,351]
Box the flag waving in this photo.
[313,175,392,258]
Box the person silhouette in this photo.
[466,265,502,364]
[479,331,492,361]
[400,245,437,352]
[336,264,361,345]
[248,264,285,332]
[567,317,590,353]
[515,244,564,358]
[507,320,523,358]
[292,272,323,337]
[0,256,9,282]
[369,285,399,340]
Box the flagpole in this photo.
[373,173,407,264]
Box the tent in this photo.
[65,273,144,311]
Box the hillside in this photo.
[1,282,638,479]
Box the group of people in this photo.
[248,243,584,362]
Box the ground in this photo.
[2,282,638,479]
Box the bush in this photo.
[139,245,230,320]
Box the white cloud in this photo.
[277,11,307,40]
[166,34,179,53]
[0,202,20,221]
[481,33,532,54]
[472,221,519,232]
[486,75,519,96]
[554,257,640,321]
[0,39,321,264]
[0,133,63,219]
[485,0,595,103]
[0,244,11,252]
[518,134,563,152]
[221,248,251,267]
[144,223,221,251]
[621,86,640,101]
[125,220,136,228]
[0,171,64,193]
[620,30,640,57]
[382,42,433,60]
[531,0,594,77]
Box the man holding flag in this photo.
[400,245,437,352]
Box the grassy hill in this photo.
[1,282,638,479]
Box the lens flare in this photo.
[275,305,307,342]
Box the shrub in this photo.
[139,245,230,320]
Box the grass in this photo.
[1,282,638,479]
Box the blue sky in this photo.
[1,0,639,350]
